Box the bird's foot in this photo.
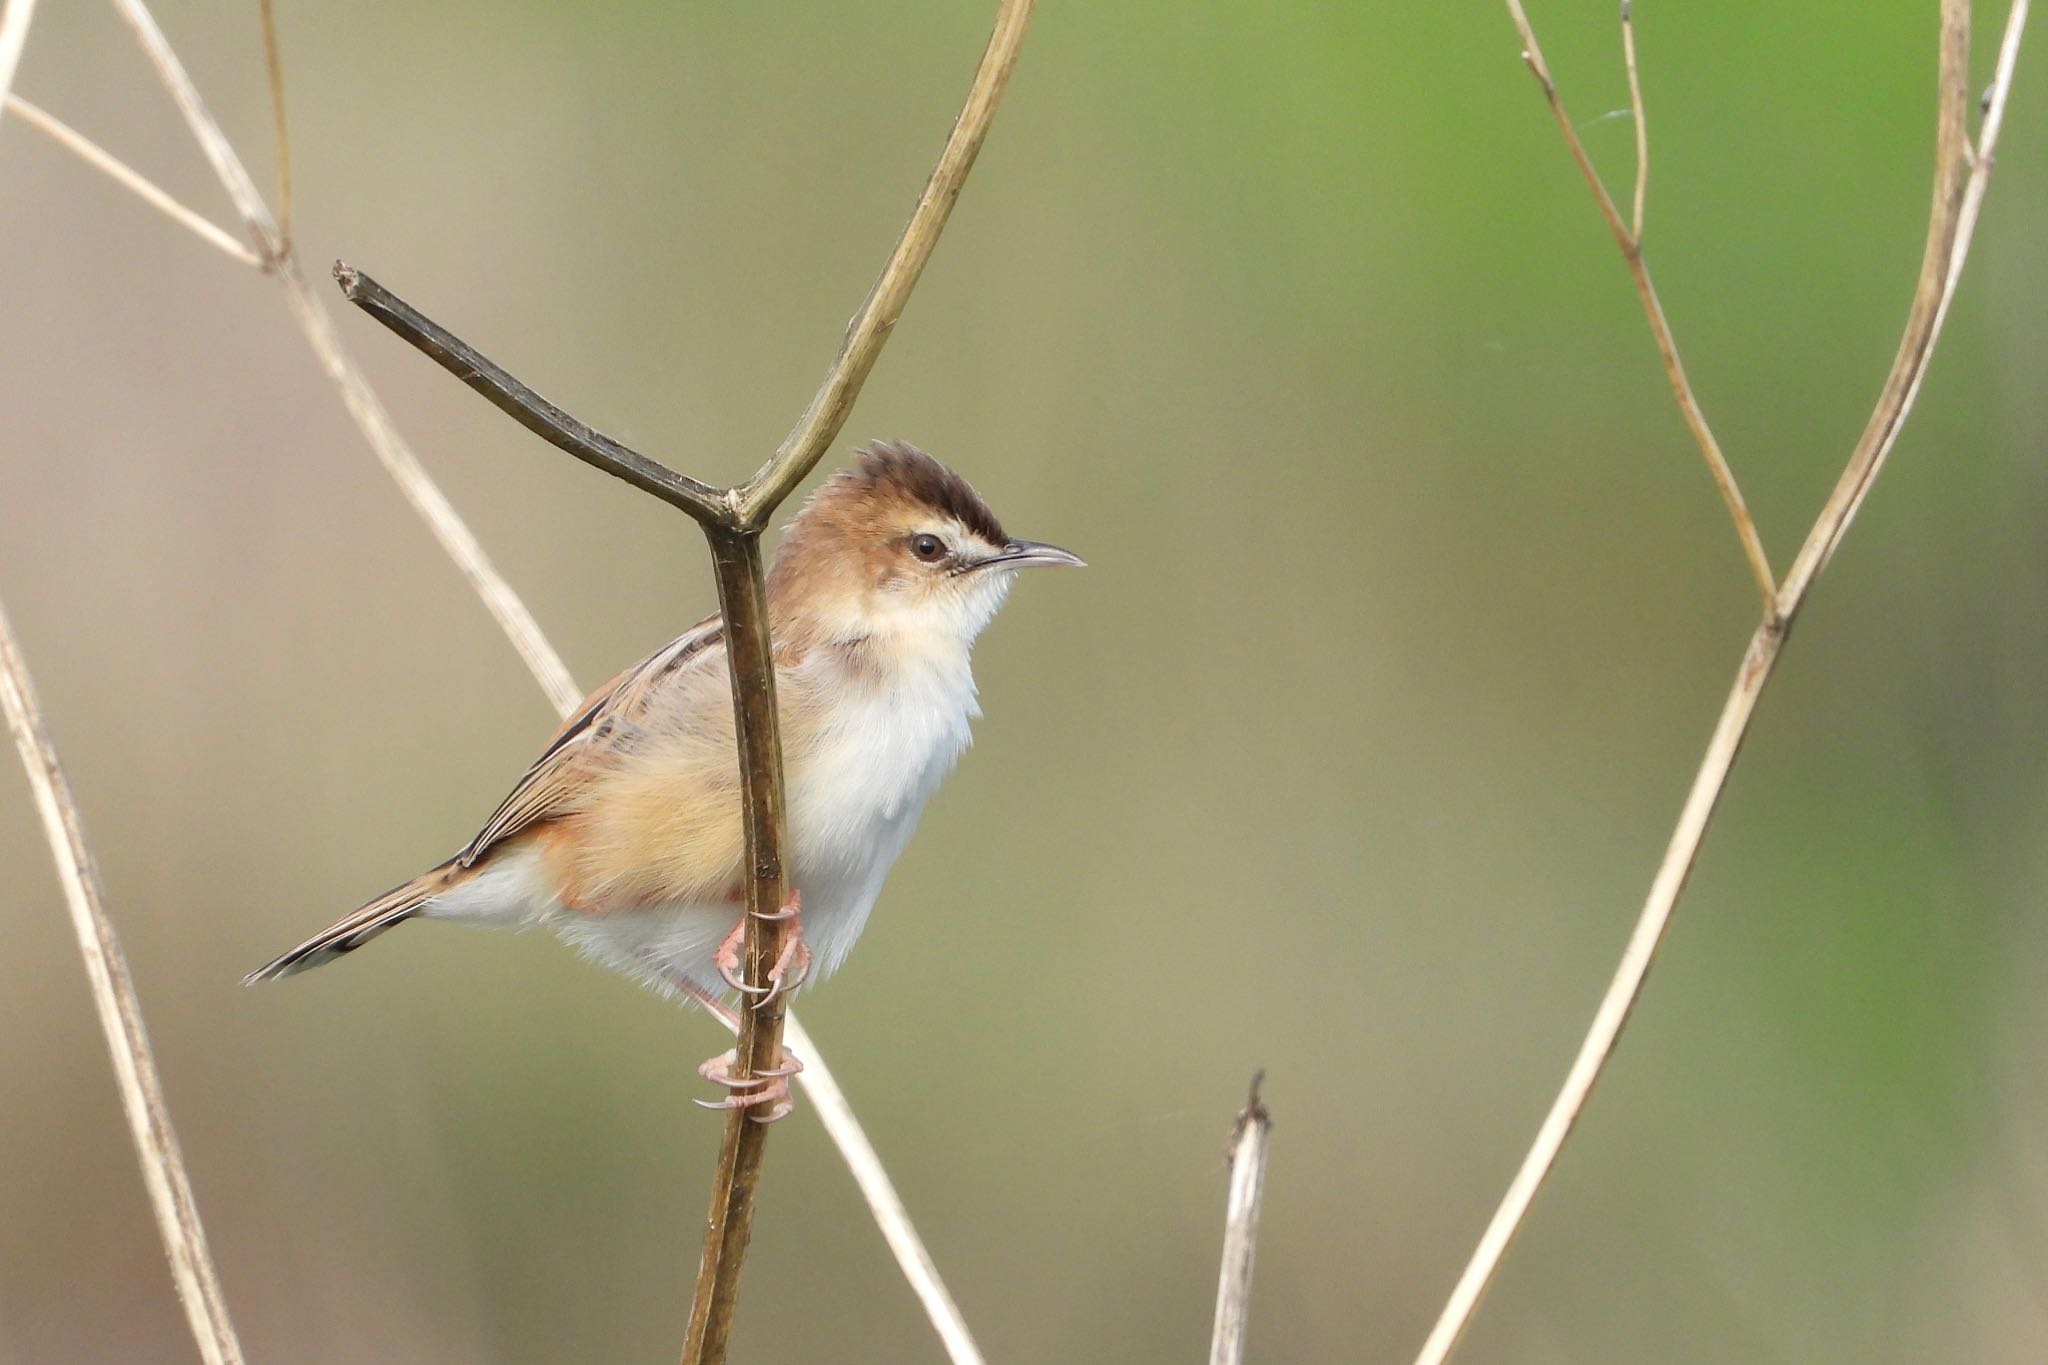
[694,1046,804,1124]
[714,891,813,1007]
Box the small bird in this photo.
[248,442,1081,1120]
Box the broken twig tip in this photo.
[1226,1070,1271,1161]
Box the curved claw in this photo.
[750,890,803,922]
[714,922,771,996]
[697,1049,769,1089]
[693,1078,795,1124]
[718,956,770,997]
[755,934,814,1009]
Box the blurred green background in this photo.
[3,1,2045,1361]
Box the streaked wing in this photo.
[455,613,726,866]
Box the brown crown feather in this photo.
[767,442,1009,613]
[832,441,1008,546]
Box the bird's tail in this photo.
[244,862,460,985]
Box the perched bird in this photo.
[248,442,1081,1120]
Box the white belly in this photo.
[495,662,980,1001]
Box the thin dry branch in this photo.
[328,265,1002,1365]
[3,94,259,266]
[735,0,1036,528]
[780,1013,985,1365]
[1503,0,1776,609]
[0,599,247,1365]
[257,0,290,252]
[683,5,1035,1357]
[334,265,728,524]
[1414,5,2024,1363]
[1621,2,1646,242]
[1209,1073,1272,1365]
[70,2,992,1358]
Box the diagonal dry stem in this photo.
[0,600,248,1365]
[3,94,259,265]
[1414,5,2025,1362]
[1503,0,1776,609]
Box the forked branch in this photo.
[330,4,1039,1360]
[736,0,1035,528]
[1413,4,2027,1362]
[1503,0,1776,608]
[334,265,728,524]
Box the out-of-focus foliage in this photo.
[2,3,2044,1361]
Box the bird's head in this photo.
[768,442,1082,649]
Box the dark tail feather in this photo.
[244,863,457,985]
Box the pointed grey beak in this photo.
[981,539,1085,570]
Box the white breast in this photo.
[528,638,983,1000]
[786,649,980,978]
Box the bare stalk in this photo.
[735,0,1037,528]
[1414,5,2024,1362]
[1621,2,1646,242]
[74,2,997,1357]
[257,0,290,252]
[3,94,259,266]
[1209,1074,1272,1365]
[1502,0,1776,608]
[333,265,727,524]
[688,6,1034,1351]
[0,599,247,1365]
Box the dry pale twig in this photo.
[330,6,1038,1355]
[28,2,989,1358]
[1209,1073,1273,1365]
[257,0,290,252]
[0,600,247,1365]
[1503,0,1775,608]
[3,94,259,265]
[1621,2,1647,242]
[736,0,1037,529]
[1414,5,2026,1362]
[778,1013,984,1365]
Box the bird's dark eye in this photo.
[910,533,947,563]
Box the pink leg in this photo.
[664,959,806,1125]
[714,890,811,1005]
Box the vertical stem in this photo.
[1209,1074,1273,1365]
[680,526,794,1365]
